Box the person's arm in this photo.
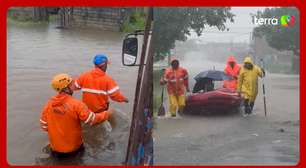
[107,77,128,103]
[183,69,190,92]
[160,69,168,85]
[233,67,241,80]
[76,101,113,125]
[237,70,243,94]
[256,65,265,77]
[40,104,49,132]
[224,67,229,74]
[72,76,83,91]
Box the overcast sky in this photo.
[188,7,266,43]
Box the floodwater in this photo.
[7,22,138,165]
[154,50,300,165]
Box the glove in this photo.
[186,92,191,96]
[160,78,167,85]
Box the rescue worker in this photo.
[40,73,113,158]
[160,58,190,117]
[237,56,265,115]
[223,55,241,90]
[73,54,129,114]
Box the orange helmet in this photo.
[51,73,73,92]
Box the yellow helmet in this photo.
[51,73,73,92]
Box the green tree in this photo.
[253,7,300,73]
[121,8,146,32]
[152,7,235,61]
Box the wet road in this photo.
[7,22,137,165]
[154,51,299,165]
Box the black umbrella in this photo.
[194,70,231,81]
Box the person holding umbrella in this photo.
[193,69,231,93]
[160,58,190,117]
[237,56,265,115]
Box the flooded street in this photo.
[7,22,137,165]
[154,50,299,165]
[6,6,300,166]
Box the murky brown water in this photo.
[7,21,137,165]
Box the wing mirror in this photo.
[122,36,138,66]
[122,31,145,66]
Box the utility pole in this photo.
[168,52,171,66]
[249,31,253,56]
[249,32,257,63]
[252,31,257,63]
[230,38,233,54]
[249,32,252,51]
[124,8,154,165]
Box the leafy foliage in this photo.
[253,7,300,73]
[121,11,146,33]
[152,7,235,61]
[253,7,299,54]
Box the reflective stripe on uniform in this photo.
[85,112,97,124]
[165,78,176,82]
[85,112,95,124]
[168,78,185,82]
[82,88,108,95]
[107,86,119,94]
[81,87,120,95]
[91,113,96,123]
[41,126,48,129]
[40,119,47,125]
[75,81,81,89]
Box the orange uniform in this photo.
[164,67,189,96]
[40,93,110,153]
[223,56,240,90]
[74,67,127,113]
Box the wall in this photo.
[69,7,133,31]
[8,7,35,20]
[8,7,134,31]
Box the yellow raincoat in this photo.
[237,57,263,102]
